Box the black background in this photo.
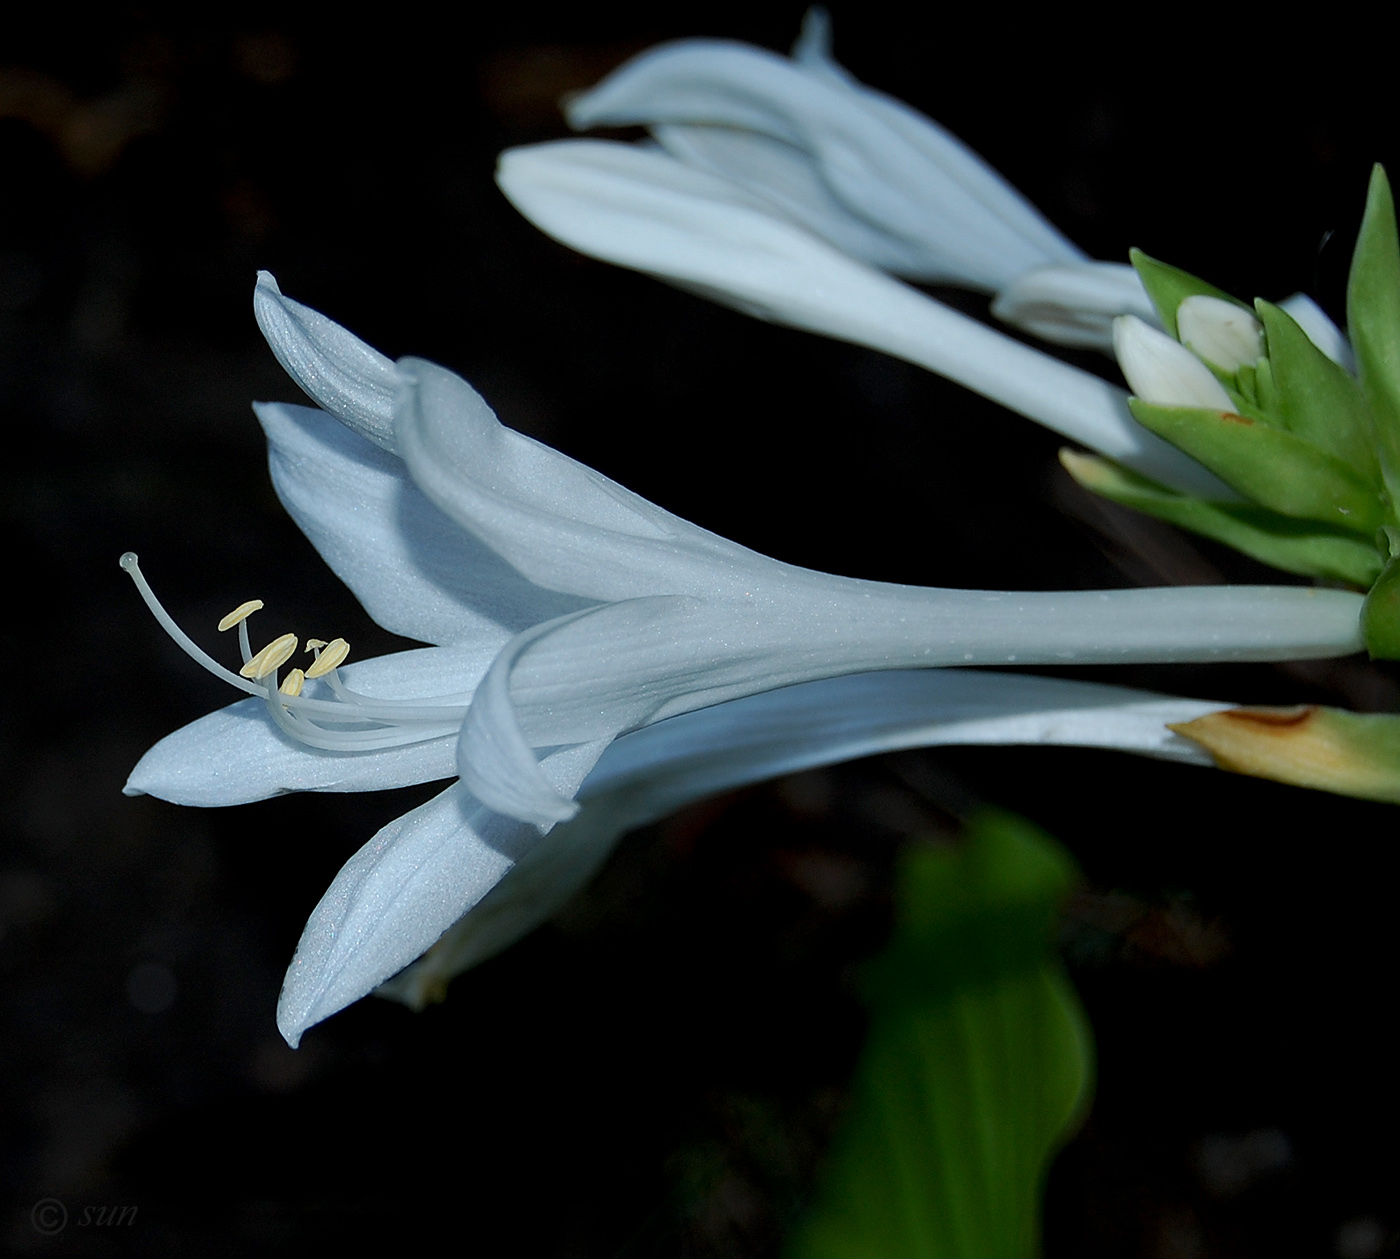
[4,4,1400,1255]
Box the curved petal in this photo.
[381,669,1229,1008]
[257,401,588,645]
[392,356,782,601]
[254,272,401,451]
[279,739,614,1046]
[124,645,492,805]
[496,140,1229,497]
[276,782,523,1046]
[568,39,1082,289]
[652,122,939,276]
[991,263,1159,351]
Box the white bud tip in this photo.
[1113,315,1236,411]
[1177,295,1264,372]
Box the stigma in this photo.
[119,552,469,752]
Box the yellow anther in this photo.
[305,637,349,679]
[279,668,306,696]
[218,600,264,632]
[306,638,328,650]
[239,633,299,680]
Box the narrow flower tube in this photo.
[496,141,1230,498]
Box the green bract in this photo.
[1069,168,1400,658]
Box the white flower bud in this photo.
[1113,314,1236,410]
[1177,295,1265,372]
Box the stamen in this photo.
[122,551,475,755]
[307,638,328,650]
[218,600,264,632]
[240,633,299,680]
[305,637,350,679]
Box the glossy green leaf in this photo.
[1060,450,1383,585]
[1347,165,1400,507]
[1128,400,1385,533]
[1129,248,1249,340]
[1255,299,1377,479]
[786,812,1092,1259]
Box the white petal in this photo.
[280,740,613,1045]
[586,669,1225,810]
[1177,295,1265,372]
[253,271,401,451]
[497,141,1229,497]
[455,609,619,827]
[991,262,1159,351]
[276,782,523,1046]
[392,356,782,601]
[381,669,1230,1005]
[652,122,939,276]
[1278,292,1356,372]
[123,645,492,805]
[1113,314,1238,411]
[568,38,1082,289]
[256,401,588,645]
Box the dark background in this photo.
[4,5,1399,1255]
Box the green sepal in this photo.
[1172,704,1400,803]
[1255,299,1378,478]
[1129,247,1249,340]
[1347,165,1400,508]
[1253,352,1278,415]
[787,812,1091,1259]
[1128,399,1385,533]
[1362,551,1400,659]
[1061,450,1383,585]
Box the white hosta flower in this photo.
[566,9,1084,294]
[1112,314,1238,411]
[125,276,1365,1045]
[556,9,1165,354]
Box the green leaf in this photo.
[1362,552,1400,659]
[786,812,1092,1259]
[1255,299,1378,479]
[1130,248,1249,340]
[1128,400,1385,533]
[1060,450,1383,585]
[1347,165,1400,508]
